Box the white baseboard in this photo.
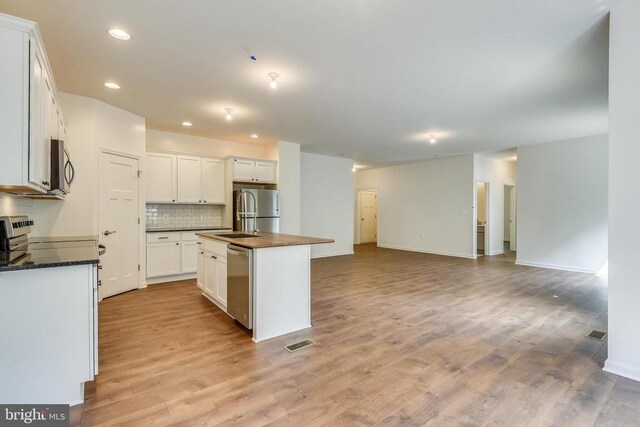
[515,259,596,274]
[603,360,640,383]
[146,273,196,285]
[311,251,354,259]
[489,250,504,256]
[377,244,475,259]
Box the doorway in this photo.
[504,185,516,252]
[358,189,377,243]
[99,151,140,298]
[476,181,488,256]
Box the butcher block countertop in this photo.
[196,232,334,249]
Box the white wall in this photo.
[474,155,517,255]
[146,129,267,159]
[606,0,640,383]
[516,134,608,273]
[357,155,475,258]
[278,141,301,234]
[300,153,354,258]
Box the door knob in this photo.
[103,230,117,236]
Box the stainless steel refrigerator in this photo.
[233,189,280,233]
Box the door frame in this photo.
[508,185,517,251]
[474,180,489,257]
[355,188,378,244]
[98,148,145,298]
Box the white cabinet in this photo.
[177,155,202,203]
[255,161,276,183]
[146,241,181,278]
[203,251,227,309]
[232,158,277,184]
[233,159,256,182]
[145,152,225,204]
[204,253,217,297]
[146,153,177,203]
[181,241,199,273]
[0,15,67,194]
[214,256,227,306]
[202,158,225,204]
[197,244,205,290]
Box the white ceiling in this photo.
[0,0,610,167]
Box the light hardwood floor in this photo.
[71,244,640,426]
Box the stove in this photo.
[0,215,33,262]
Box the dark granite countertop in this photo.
[146,227,232,233]
[0,246,100,272]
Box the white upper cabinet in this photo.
[202,158,225,204]
[232,158,277,184]
[0,14,67,194]
[177,155,202,203]
[145,152,225,205]
[255,161,276,183]
[146,153,177,203]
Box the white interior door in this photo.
[510,186,517,251]
[360,190,377,243]
[100,152,140,298]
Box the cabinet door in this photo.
[233,159,255,182]
[202,158,225,204]
[214,256,227,307]
[181,241,198,273]
[146,153,177,203]
[177,155,202,203]
[146,242,181,278]
[197,245,205,290]
[40,70,54,190]
[255,161,276,183]
[204,253,217,297]
[28,43,45,189]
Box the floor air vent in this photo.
[587,330,607,341]
[285,339,314,352]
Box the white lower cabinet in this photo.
[181,241,199,273]
[197,245,205,290]
[146,241,181,277]
[202,248,227,309]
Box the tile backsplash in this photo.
[146,204,223,230]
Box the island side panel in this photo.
[0,264,94,405]
[253,245,311,342]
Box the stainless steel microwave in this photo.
[50,139,75,195]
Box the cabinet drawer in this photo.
[204,239,228,258]
[146,232,180,243]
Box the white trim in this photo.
[515,259,596,274]
[377,244,475,259]
[146,273,196,285]
[603,360,640,383]
[311,250,354,259]
[489,250,504,256]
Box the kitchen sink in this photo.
[218,233,261,238]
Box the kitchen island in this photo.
[196,232,333,342]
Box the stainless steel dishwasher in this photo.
[226,244,253,329]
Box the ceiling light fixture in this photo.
[108,28,131,41]
[267,72,279,89]
[104,82,120,89]
[250,134,259,139]
[224,108,234,121]
[352,167,357,172]
[429,134,437,144]
[182,121,192,127]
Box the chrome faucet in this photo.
[236,189,259,234]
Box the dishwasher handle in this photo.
[228,246,250,257]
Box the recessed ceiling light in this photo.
[250,134,258,139]
[352,167,357,172]
[182,121,192,127]
[224,108,234,121]
[429,134,437,144]
[108,28,131,41]
[104,82,120,89]
[268,72,279,89]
